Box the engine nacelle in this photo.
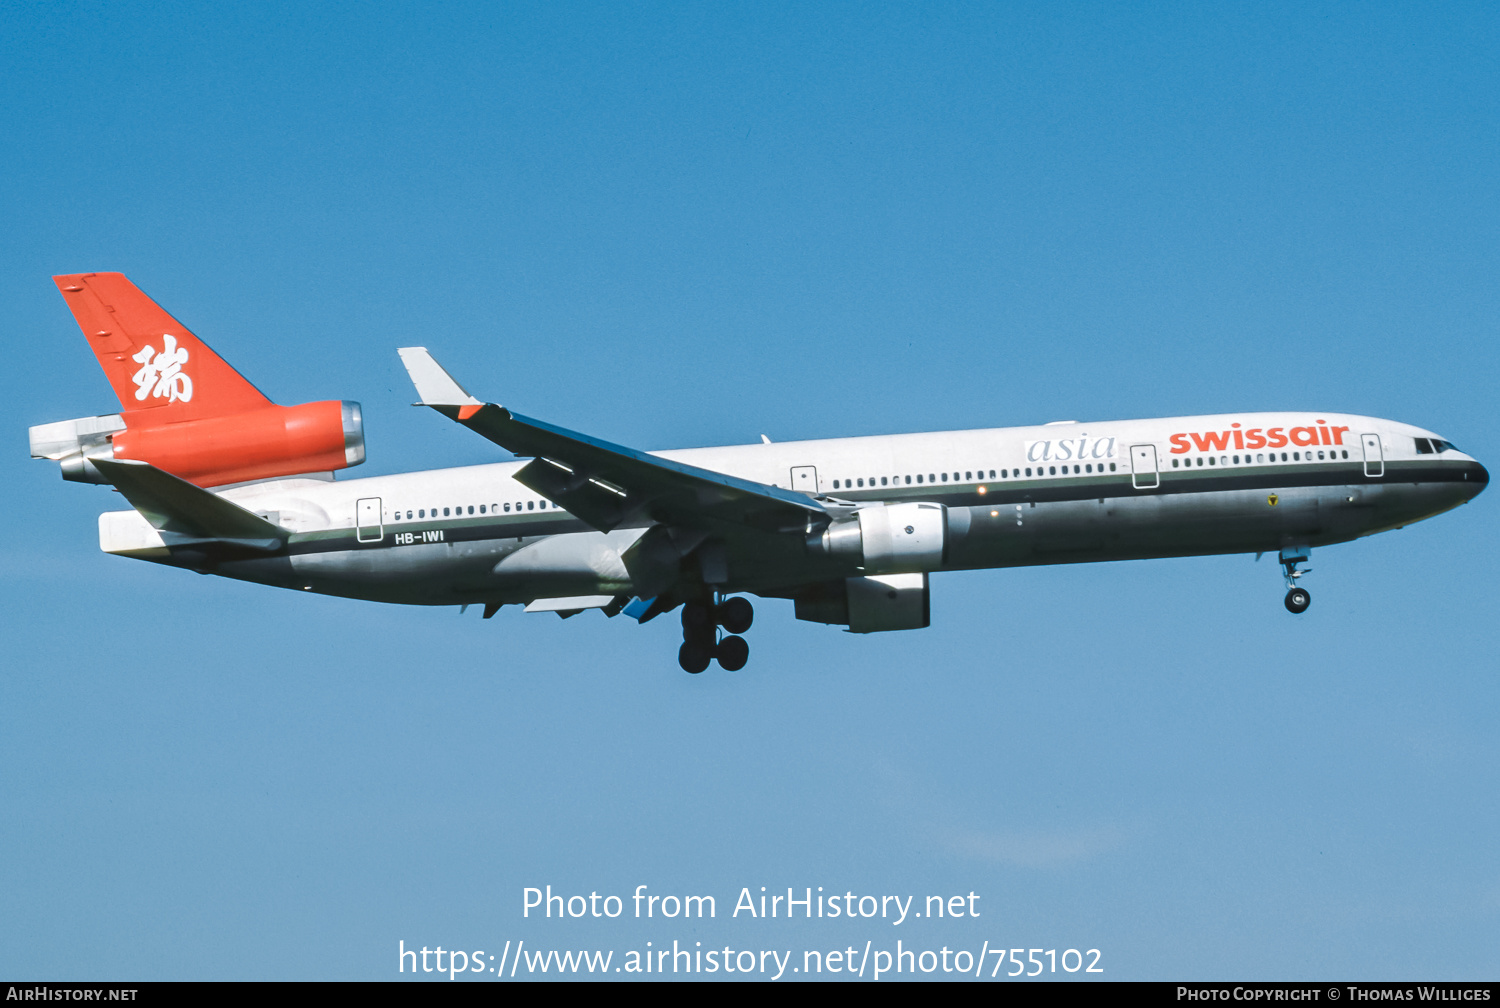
[806,501,946,573]
[794,573,931,633]
[30,400,364,487]
[29,413,126,484]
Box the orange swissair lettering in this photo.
[1168,421,1350,454]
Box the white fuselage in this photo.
[96,411,1488,610]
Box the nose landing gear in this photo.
[1280,547,1312,614]
[678,594,755,673]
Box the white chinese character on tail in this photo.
[130,334,193,402]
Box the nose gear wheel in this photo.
[1278,547,1313,614]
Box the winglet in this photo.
[397,347,484,407]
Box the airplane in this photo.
[30,273,1489,673]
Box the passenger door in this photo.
[1130,444,1159,489]
[790,466,819,495]
[356,497,384,542]
[1361,434,1384,478]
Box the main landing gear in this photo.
[1280,547,1312,614]
[677,595,755,673]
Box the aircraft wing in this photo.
[397,348,828,535]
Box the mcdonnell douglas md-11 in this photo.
[29,274,1488,672]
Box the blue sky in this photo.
[2,1,1496,980]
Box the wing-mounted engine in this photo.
[794,573,931,632]
[30,401,365,487]
[805,500,947,573]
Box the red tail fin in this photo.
[53,273,272,421]
[48,273,364,487]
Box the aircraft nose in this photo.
[1460,459,1489,501]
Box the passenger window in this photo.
[881,477,888,486]
[833,480,840,489]
[928,474,935,482]
[443,507,450,516]
[989,470,996,478]
[1025,467,1033,476]
[940,473,947,482]
[1342,450,1349,458]
[904,476,911,484]
[965,471,972,480]
[527,501,534,510]
[1048,466,1056,475]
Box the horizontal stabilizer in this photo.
[91,458,288,551]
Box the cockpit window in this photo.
[1414,438,1434,454]
[1432,439,1458,453]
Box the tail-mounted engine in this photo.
[35,272,366,488]
[30,400,365,487]
[805,501,947,573]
